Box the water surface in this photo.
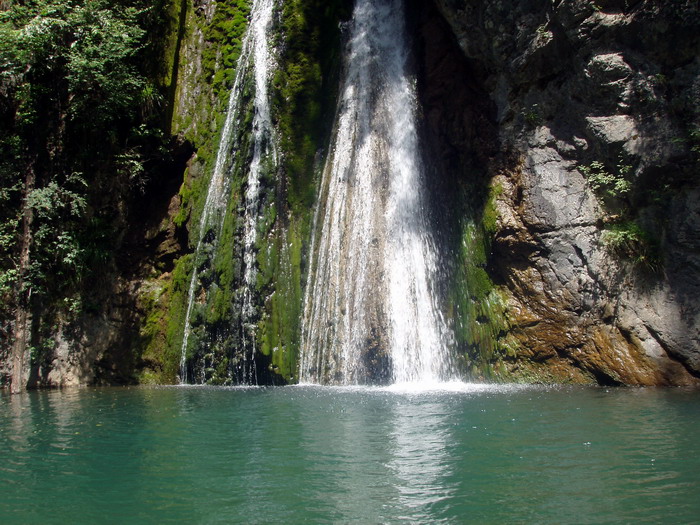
[1,384,699,523]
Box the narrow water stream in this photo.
[179,0,277,384]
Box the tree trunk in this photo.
[10,164,35,394]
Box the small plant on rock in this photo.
[689,127,700,154]
[579,159,662,271]
[578,159,632,200]
[522,104,542,127]
[601,221,661,272]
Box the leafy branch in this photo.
[578,159,632,200]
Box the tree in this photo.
[0,0,152,391]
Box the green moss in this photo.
[482,182,503,234]
[503,361,591,385]
[139,0,257,379]
[170,0,250,147]
[173,174,192,228]
[256,219,304,381]
[249,0,348,382]
[272,0,351,214]
[156,0,187,91]
[202,0,251,98]
[450,180,514,381]
[138,252,193,383]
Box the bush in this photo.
[601,221,661,271]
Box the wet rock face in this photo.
[428,0,700,384]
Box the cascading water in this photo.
[299,0,455,385]
[179,0,277,384]
[239,0,278,384]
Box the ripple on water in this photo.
[1,385,699,523]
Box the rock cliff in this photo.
[423,0,700,384]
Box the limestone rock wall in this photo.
[430,0,700,384]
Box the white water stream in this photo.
[299,0,455,385]
[179,0,277,383]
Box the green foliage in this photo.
[691,128,700,153]
[671,126,700,160]
[578,160,632,200]
[0,0,150,303]
[0,266,18,298]
[28,174,87,218]
[601,221,661,271]
[522,104,542,127]
[65,6,147,126]
[674,126,700,154]
[0,0,176,381]
[578,158,664,270]
[2,0,148,131]
[0,135,22,309]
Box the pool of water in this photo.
[2,384,699,523]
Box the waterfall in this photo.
[299,0,455,385]
[240,0,278,385]
[179,0,277,384]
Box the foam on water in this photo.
[293,382,530,396]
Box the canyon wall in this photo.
[423,0,700,384]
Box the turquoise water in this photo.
[1,384,699,523]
